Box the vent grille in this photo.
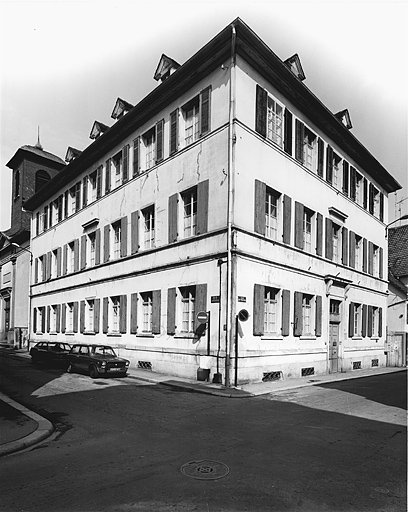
[262,371,282,382]
[301,367,315,377]
[353,361,362,370]
[371,359,379,367]
[138,361,152,371]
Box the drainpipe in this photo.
[225,23,237,387]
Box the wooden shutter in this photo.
[96,165,102,199]
[363,178,368,209]
[315,295,322,337]
[122,144,129,183]
[349,231,356,269]
[348,303,355,337]
[74,239,80,272]
[57,247,62,277]
[294,202,304,249]
[170,109,179,155]
[80,235,87,270]
[41,307,46,333]
[34,258,38,283]
[48,252,53,280]
[194,284,207,332]
[350,166,356,201]
[255,85,267,137]
[281,289,290,336]
[56,305,61,333]
[282,194,292,245]
[95,229,101,265]
[168,193,178,243]
[295,119,304,163]
[104,225,110,263]
[367,305,373,337]
[317,138,324,177]
[75,182,81,212]
[102,298,109,334]
[362,304,367,337]
[130,293,138,334]
[63,244,68,275]
[316,213,323,256]
[43,206,48,230]
[293,292,303,336]
[94,299,100,333]
[254,180,266,235]
[368,242,374,275]
[152,290,161,334]
[253,284,264,336]
[133,137,140,177]
[105,159,111,193]
[200,86,211,136]
[80,300,85,333]
[342,227,348,266]
[342,161,349,195]
[64,191,68,218]
[156,119,164,163]
[362,238,368,273]
[167,288,177,335]
[61,303,66,333]
[326,146,333,184]
[120,216,128,258]
[120,295,127,333]
[284,108,293,156]
[379,247,383,279]
[83,176,88,207]
[325,218,333,260]
[378,308,382,337]
[369,183,374,214]
[379,193,384,222]
[131,211,139,254]
[73,302,79,333]
[197,180,209,235]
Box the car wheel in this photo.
[66,363,73,373]
[89,365,99,379]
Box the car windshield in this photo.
[93,346,116,357]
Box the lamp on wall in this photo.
[385,214,408,238]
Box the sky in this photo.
[1,1,407,231]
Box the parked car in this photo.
[30,342,71,367]
[67,344,130,378]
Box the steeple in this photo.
[35,126,43,150]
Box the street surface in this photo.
[0,352,406,512]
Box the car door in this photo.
[78,345,91,371]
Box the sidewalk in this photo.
[0,345,406,457]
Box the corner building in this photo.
[24,19,401,385]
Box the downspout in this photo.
[225,23,237,387]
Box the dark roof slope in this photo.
[6,145,66,169]
[388,224,408,278]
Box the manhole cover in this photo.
[180,460,230,480]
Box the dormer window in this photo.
[153,54,181,83]
[90,121,109,140]
[284,54,306,81]
[111,98,134,120]
[335,109,352,130]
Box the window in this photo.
[142,206,155,249]
[144,129,155,170]
[254,285,290,337]
[302,295,314,335]
[35,170,50,192]
[330,300,340,316]
[87,232,97,267]
[38,255,46,282]
[182,188,197,238]
[68,183,81,216]
[112,151,123,189]
[265,189,279,240]
[264,288,279,334]
[110,296,121,333]
[50,305,58,332]
[294,292,322,337]
[141,292,153,333]
[267,97,283,147]
[181,87,211,148]
[332,223,342,263]
[85,299,95,332]
[66,303,74,332]
[51,249,58,278]
[371,307,379,337]
[53,195,63,223]
[332,153,342,190]
[68,242,75,273]
[303,128,317,171]
[180,286,195,333]
[355,172,363,205]
[303,208,313,253]
[88,170,98,203]
[14,170,20,199]
[353,304,362,337]
[112,222,121,260]
[36,307,45,333]
[373,244,380,277]
[184,99,199,146]
[355,235,363,271]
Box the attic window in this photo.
[335,109,352,130]
[111,98,134,120]
[154,54,181,82]
[284,54,306,81]
[90,121,109,140]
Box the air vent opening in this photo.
[262,371,283,382]
[138,361,152,371]
[301,367,315,377]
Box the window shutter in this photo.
[48,252,53,280]
[253,284,264,336]
[122,144,129,183]
[80,300,85,333]
[64,191,68,218]
[362,238,368,273]
[95,229,101,266]
[168,193,178,243]
[350,167,356,201]
[342,161,349,195]
[200,86,211,136]
[379,247,383,279]
[255,85,267,137]
[362,304,367,337]
[34,258,38,283]
[294,201,304,249]
[325,218,333,260]
[378,308,382,337]
[104,225,110,263]
[293,292,303,337]
[131,211,139,254]
[57,247,62,277]
[170,109,179,155]
[44,306,49,333]
[120,295,127,333]
[83,176,88,207]
[316,213,323,256]
[43,206,48,230]
[379,193,384,222]
[363,178,368,209]
[120,216,128,258]
[105,159,111,193]
[367,305,373,337]
[75,182,81,212]
[41,255,47,282]
[342,227,348,266]
[369,183,374,214]
[349,231,356,269]
[63,244,68,275]
[73,302,79,333]
[133,137,140,178]
[315,295,322,337]
[96,165,102,199]
[102,298,109,334]
[156,119,164,163]
[36,212,40,236]
[94,299,100,333]
[326,146,333,184]
[80,235,87,270]
[61,303,66,333]
[317,138,324,177]
[152,290,161,334]
[348,303,354,337]
[281,289,290,336]
[197,179,209,235]
[284,108,293,156]
[74,239,80,272]
[167,288,177,335]
[45,252,50,281]
[130,293,138,334]
[254,180,266,235]
[194,284,207,332]
[368,242,374,275]
[56,305,61,333]
[282,194,292,245]
[295,119,304,163]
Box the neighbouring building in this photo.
[22,18,401,385]
[0,142,65,346]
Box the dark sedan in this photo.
[30,342,71,367]
[67,344,130,378]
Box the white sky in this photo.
[1,1,407,231]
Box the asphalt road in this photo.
[0,353,406,512]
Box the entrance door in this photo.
[329,322,339,373]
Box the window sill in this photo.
[174,333,196,339]
[136,333,155,338]
[261,335,284,341]
[49,331,57,336]
[65,331,75,336]
[107,332,122,337]
[300,335,317,340]
[352,336,363,340]
[84,331,96,336]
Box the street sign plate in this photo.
[197,311,208,324]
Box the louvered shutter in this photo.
[75,182,81,212]
[254,180,266,235]
[362,238,367,272]
[369,183,374,214]
[170,109,179,155]
[95,229,101,265]
[156,119,164,163]
[133,137,140,177]
[74,239,80,272]
[379,193,384,222]
[34,258,38,283]
[200,86,211,136]
[293,292,303,337]
[194,284,207,332]
[350,167,356,201]
[131,211,139,254]
[120,216,128,258]
[253,284,264,336]
[63,244,68,275]
[368,242,374,275]
[284,108,293,156]
[326,146,333,184]
[96,166,102,199]
[57,247,62,277]
[282,194,292,244]
[342,227,348,266]
[295,119,304,163]
[167,288,177,335]
[315,295,322,337]
[379,247,383,279]
[43,206,48,230]
[64,191,69,218]
[294,202,304,249]
[255,85,267,137]
[197,180,209,235]
[41,307,46,333]
[362,304,367,337]
[80,301,85,333]
[281,289,290,336]
[317,138,324,177]
[102,298,109,334]
[61,303,66,333]
[56,305,61,333]
[94,299,100,333]
[73,302,79,333]
[349,231,356,269]
[367,305,373,337]
[152,290,161,334]
[33,308,37,334]
[348,303,355,337]
[342,161,349,195]
[130,293,138,334]
[120,295,127,333]
[363,178,368,209]
[316,213,323,256]
[105,159,111,193]
[80,235,87,270]
[378,308,382,337]
[104,225,110,263]
[325,218,333,260]
[122,144,129,183]
[168,193,178,243]
[83,176,88,207]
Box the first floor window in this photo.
[303,209,313,252]
[36,307,44,333]
[354,304,362,337]
[142,206,155,249]
[267,96,283,147]
[303,128,317,171]
[264,288,279,334]
[86,299,95,332]
[184,101,199,145]
[144,131,155,169]
[332,223,342,263]
[141,292,153,333]
[181,286,195,333]
[110,296,121,333]
[265,189,279,240]
[355,235,363,271]
[112,222,121,260]
[182,188,197,238]
[67,303,74,332]
[302,295,313,335]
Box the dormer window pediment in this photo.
[65,146,82,163]
[154,54,180,83]
[284,54,306,81]
[90,121,110,140]
[335,109,353,130]
[111,98,134,120]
